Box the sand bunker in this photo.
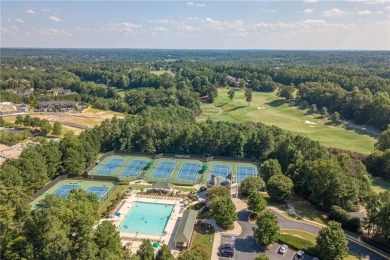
[305,120,316,125]
[257,105,268,110]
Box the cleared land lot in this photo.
[198,88,377,154]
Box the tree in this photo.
[23,115,31,127]
[0,116,4,127]
[156,244,174,260]
[239,176,265,196]
[259,159,283,182]
[321,107,329,118]
[244,88,253,106]
[254,210,279,245]
[316,221,348,260]
[310,104,318,114]
[206,186,230,201]
[227,89,235,102]
[15,115,24,126]
[255,253,270,260]
[277,84,295,100]
[248,191,267,215]
[178,244,208,260]
[332,112,341,123]
[266,174,293,201]
[375,129,390,151]
[94,221,124,259]
[210,196,237,228]
[39,119,52,136]
[137,239,154,260]
[52,122,63,137]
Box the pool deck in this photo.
[100,191,184,257]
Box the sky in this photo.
[1,1,389,50]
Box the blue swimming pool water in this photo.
[119,202,174,235]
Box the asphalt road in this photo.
[219,210,388,260]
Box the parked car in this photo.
[293,250,305,259]
[278,244,288,255]
[218,246,234,258]
[220,244,234,250]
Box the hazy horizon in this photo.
[1,0,389,50]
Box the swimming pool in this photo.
[119,202,174,235]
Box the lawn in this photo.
[128,184,152,190]
[191,223,215,259]
[372,177,390,194]
[286,193,328,225]
[149,70,175,76]
[197,88,376,154]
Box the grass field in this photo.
[149,70,175,76]
[286,193,328,225]
[191,224,214,259]
[197,88,376,154]
[372,177,390,193]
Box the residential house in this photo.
[38,101,80,112]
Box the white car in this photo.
[278,244,288,255]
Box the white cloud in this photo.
[14,19,25,23]
[302,19,327,24]
[260,9,279,13]
[32,27,72,36]
[49,16,61,22]
[322,8,347,16]
[148,19,169,24]
[187,2,206,7]
[385,5,390,9]
[304,0,319,3]
[41,8,51,12]
[25,9,35,15]
[348,0,390,4]
[152,26,169,32]
[304,8,314,13]
[100,22,143,35]
[202,17,245,30]
[177,23,200,32]
[357,10,373,15]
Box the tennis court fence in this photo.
[31,174,80,200]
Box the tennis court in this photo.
[176,162,200,180]
[150,161,176,179]
[211,164,231,179]
[120,159,148,176]
[95,158,124,175]
[236,166,257,183]
[85,186,110,199]
[52,184,82,198]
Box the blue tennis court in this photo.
[237,166,257,183]
[52,184,82,198]
[95,158,124,175]
[120,159,148,176]
[211,164,231,179]
[177,162,200,180]
[86,186,110,199]
[150,161,176,179]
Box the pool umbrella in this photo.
[115,212,121,217]
[152,242,160,248]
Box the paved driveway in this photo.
[218,210,387,260]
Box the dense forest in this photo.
[1,49,390,258]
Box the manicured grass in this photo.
[175,186,198,193]
[197,88,376,154]
[279,229,317,244]
[287,193,328,225]
[278,230,316,255]
[279,230,359,260]
[372,177,390,194]
[191,224,214,260]
[128,184,152,190]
